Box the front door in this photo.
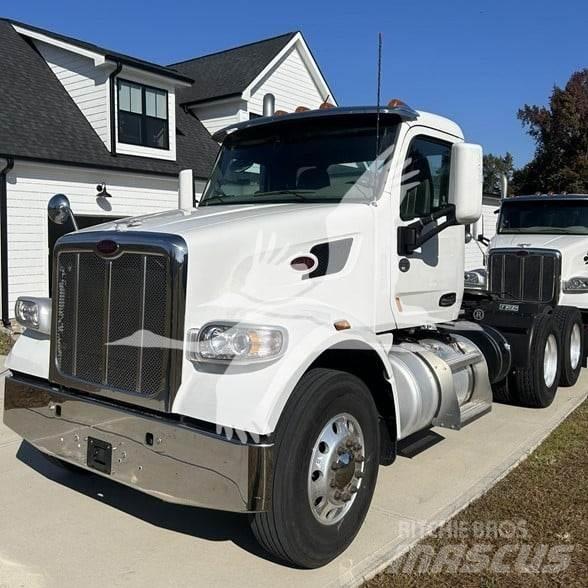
[391,129,464,328]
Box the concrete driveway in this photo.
[0,362,586,588]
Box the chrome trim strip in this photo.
[3,374,273,513]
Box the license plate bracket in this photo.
[87,437,112,474]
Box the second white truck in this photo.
[465,193,588,396]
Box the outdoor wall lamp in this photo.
[96,182,112,198]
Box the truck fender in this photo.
[265,329,401,442]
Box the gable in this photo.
[247,44,328,114]
[33,40,111,148]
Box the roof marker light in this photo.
[388,98,407,108]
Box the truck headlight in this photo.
[187,323,287,363]
[464,269,487,290]
[563,277,588,293]
[14,297,51,334]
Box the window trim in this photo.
[400,134,453,221]
[117,78,169,151]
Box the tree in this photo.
[512,69,588,194]
[483,152,514,195]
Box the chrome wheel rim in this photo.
[308,413,365,526]
[544,334,558,388]
[570,323,582,370]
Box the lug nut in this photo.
[356,471,365,478]
[355,455,365,463]
[353,443,362,451]
[345,439,354,448]
[337,447,347,455]
[350,486,359,494]
[334,490,342,500]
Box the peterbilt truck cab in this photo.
[3,103,565,568]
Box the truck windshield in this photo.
[200,116,399,206]
[498,199,588,235]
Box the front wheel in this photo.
[250,368,380,568]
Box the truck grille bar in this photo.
[50,232,187,411]
[488,248,561,304]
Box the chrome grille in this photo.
[488,249,561,304]
[51,233,187,411]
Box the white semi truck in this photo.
[465,194,588,395]
[3,103,576,568]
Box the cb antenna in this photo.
[376,32,382,155]
[373,32,383,203]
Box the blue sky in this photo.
[4,0,587,167]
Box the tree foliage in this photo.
[512,69,588,194]
[483,152,514,195]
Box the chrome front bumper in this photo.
[3,374,273,512]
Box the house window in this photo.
[117,80,169,149]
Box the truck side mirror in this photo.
[48,194,78,231]
[449,143,483,225]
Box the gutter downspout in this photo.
[0,157,14,328]
[109,62,123,155]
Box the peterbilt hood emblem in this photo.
[96,239,119,256]
[517,243,532,248]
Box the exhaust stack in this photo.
[262,93,275,117]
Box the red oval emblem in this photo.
[96,239,119,255]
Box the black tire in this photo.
[250,368,380,569]
[511,314,561,408]
[553,306,584,387]
[491,377,512,404]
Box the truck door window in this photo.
[400,137,451,221]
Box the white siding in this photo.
[248,45,326,114]
[465,201,500,269]
[34,40,110,148]
[191,98,246,135]
[4,161,178,316]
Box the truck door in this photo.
[391,130,464,327]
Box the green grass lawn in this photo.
[366,399,587,587]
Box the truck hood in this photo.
[490,233,588,251]
[490,233,588,281]
[80,203,344,237]
[75,202,377,326]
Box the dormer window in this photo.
[117,79,169,150]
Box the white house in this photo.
[0,19,336,325]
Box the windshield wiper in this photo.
[200,192,230,205]
[253,190,311,201]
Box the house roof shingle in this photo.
[0,20,218,179]
[170,32,297,105]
